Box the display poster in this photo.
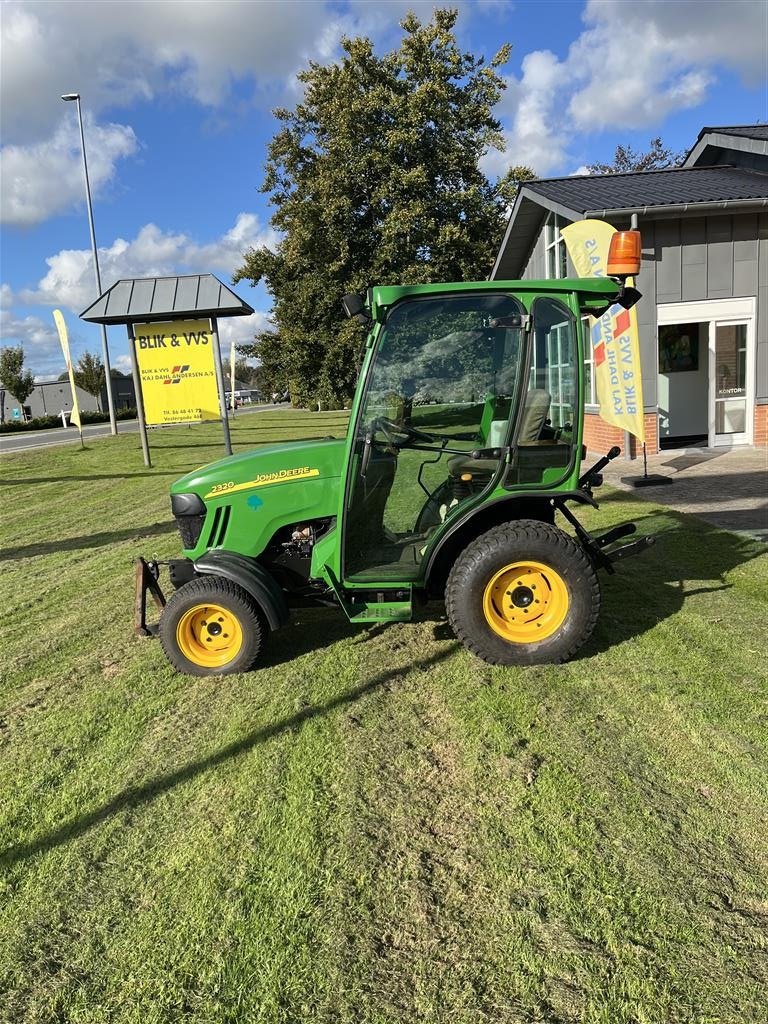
[134,319,219,425]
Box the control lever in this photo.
[579,445,620,489]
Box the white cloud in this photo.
[0,1,357,145]
[566,11,714,131]
[7,214,275,375]
[0,114,137,226]
[488,0,767,178]
[22,213,278,312]
[482,51,568,178]
[217,311,274,351]
[0,308,63,376]
[113,354,134,376]
[0,284,13,308]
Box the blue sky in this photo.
[1,0,766,378]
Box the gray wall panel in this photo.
[706,216,734,298]
[637,220,656,325]
[639,321,658,408]
[757,337,768,401]
[521,222,547,280]
[637,222,658,407]
[655,219,682,302]
[733,212,759,297]
[681,217,707,301]
[758,213,768,350]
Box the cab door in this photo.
[340,292,527,582]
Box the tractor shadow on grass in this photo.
[575,506,766,658]
[0,646,457,868]
[0,520,176,561]
[259,606,385,666]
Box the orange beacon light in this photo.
[607,230,642,277]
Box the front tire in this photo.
[159,575,266,676]
[445,520,600,666]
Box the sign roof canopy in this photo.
[80,274,254,325]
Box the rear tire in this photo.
[445,519,600,666]
[159,575,266,676]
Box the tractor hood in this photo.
[170,436,346,561]
[171,437,346,502]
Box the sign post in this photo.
[127,322,152,468]
[210,317,232,455]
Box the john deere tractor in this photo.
[136,231,653,674]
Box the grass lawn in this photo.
[1,410,766,1024]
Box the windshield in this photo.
[362,292,526,441]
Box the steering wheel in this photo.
[372,416,436,448]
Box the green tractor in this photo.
[136,241,652,675]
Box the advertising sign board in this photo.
[134,319,219,425]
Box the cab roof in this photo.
[370,277,621,320]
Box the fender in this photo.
[423,489,597,594]
[193,551,290,631]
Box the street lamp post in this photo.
[61,92,117,435]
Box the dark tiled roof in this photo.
[80,274,254,325]
[525,165,768,214]
[699,124,768,141]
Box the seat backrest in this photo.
[518,389,551,443]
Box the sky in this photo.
[1,0,766,380]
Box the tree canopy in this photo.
[0,345,35,419]
[587,137,684,175]
[72,351,105,410]
[234,9,527,406]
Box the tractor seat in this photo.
[448,389,552,478]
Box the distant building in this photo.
[1,374,136,423]
[493,124,768,451]
[1,379,98,423]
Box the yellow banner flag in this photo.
[560,219,645,443]
[133,319,219,426]
[230,340,236,411]
[52,309,82,429]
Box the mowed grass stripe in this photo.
[1,411,767,1023]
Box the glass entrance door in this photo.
[713,322,749,445]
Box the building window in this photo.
[545,212,568,279]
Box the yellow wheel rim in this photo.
[176,602,243,668]
[482,560,569,644]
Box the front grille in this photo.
[175,514,205,550]
[206,504,231,548]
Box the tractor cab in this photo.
[342,285,582,583]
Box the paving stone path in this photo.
[592,445,768,542]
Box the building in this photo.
[1,374,136,423]
[492,125,768,452]
[1,379,99,423]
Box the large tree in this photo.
[73,351,105,411]
[0,345,35,421]
[587,137,684,175]
[234,9,525,407]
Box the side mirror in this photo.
[342,293,371,323]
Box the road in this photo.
[0,404,284,454]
